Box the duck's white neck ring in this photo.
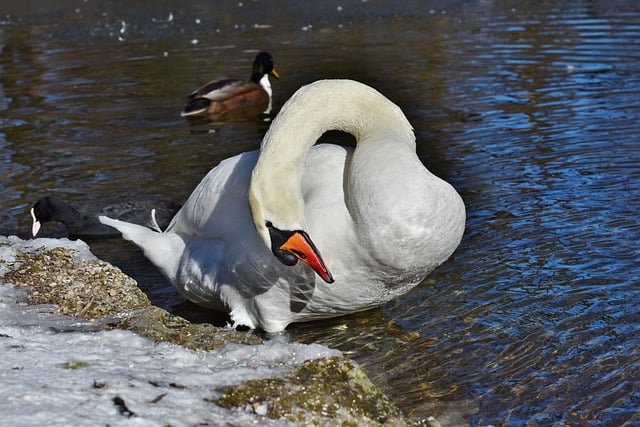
[259,74,273,113]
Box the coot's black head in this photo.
[31,197,56,223]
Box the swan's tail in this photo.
[99,215,184,282]
[99,215,159,244]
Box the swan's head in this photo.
[248,184,334,284]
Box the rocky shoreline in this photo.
[0,235,438,426]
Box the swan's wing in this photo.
[166,150,259,239]
[166,148,299,289]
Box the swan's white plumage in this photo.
[101,79,465,332]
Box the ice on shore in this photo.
[0,236,340,426]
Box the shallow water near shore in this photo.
[2,1,639,425]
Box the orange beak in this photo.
[280,231,334,284]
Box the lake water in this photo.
[1,1,638,425]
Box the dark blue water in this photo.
[1,1,638,425]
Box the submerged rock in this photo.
[215,355,410,426]
[0,235,428,426]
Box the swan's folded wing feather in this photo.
[166,151,259,237]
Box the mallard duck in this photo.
[102,80,466,332]
[180,51,280,118]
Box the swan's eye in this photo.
[267,224,299,266]
[275,250,299,266]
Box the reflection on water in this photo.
[1,1,639,425]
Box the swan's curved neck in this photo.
[260,79,413,159]
[249,79,415,234]
[249,79,464,281]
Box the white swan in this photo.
[100,79,466,332]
